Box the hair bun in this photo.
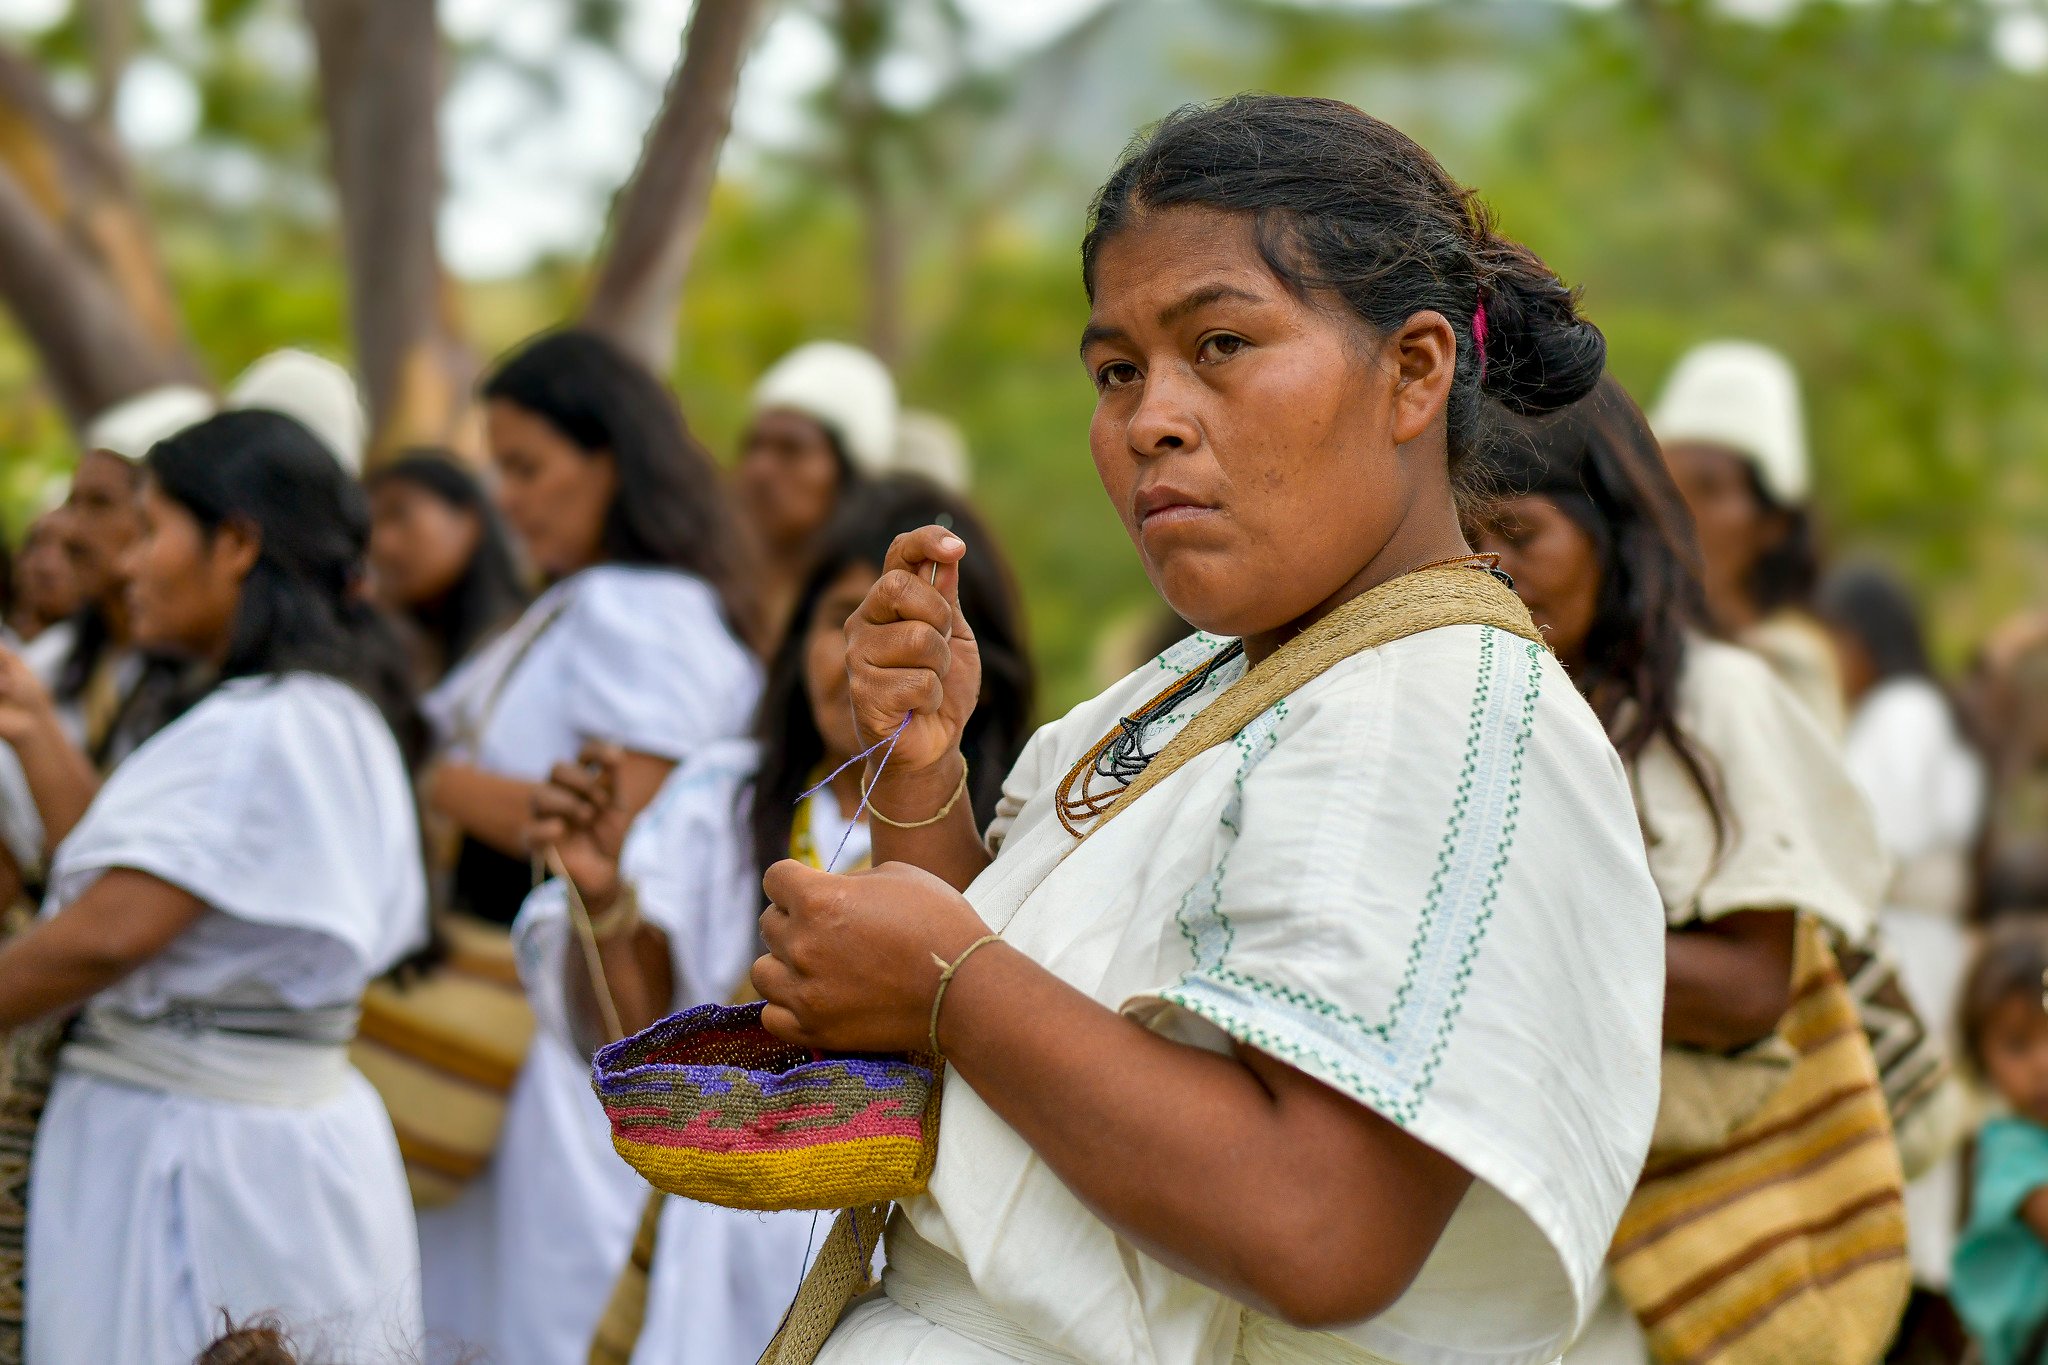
[1473,232,1606,417]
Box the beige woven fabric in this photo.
[751,565,1543,1365]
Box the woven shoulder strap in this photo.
[1086,565,1543,840]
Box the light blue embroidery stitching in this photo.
[1157,630,1543,1125]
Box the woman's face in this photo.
[738,409,844,555]
[15,512,81,624]
[486,399,615,579]
[1081,206,1453,643]
[1471,495,1602,668]
[369,479,485,609]
[803,562,878,762]
[63,449,147,608]
[1664,441,1782,620]
[121,483,253,661]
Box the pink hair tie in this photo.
[1472,300,1489,384]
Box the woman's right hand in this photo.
[846,524,980,778]
[527,741,631,911]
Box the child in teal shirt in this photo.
[1953,921,2048,1365]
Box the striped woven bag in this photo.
[1607,915,1910,1365]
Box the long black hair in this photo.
[146,409,422,764]
[482,328,757,647]
[749,476,1035,881]
[365,451,530,671]
[1816,563,1933,685]
[1490,373,1725,829]
[1082,94,1606,504]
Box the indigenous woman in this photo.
[1819,563,1985,1297]
[0,410,426,1362]
[366,451,530,691]
[737,341,899,641]
[1651,341,1847,738]
[751,95,1667,1364]
[1472,374,1892,1364]
[522,475,1035,1363]
[414,328,758,1365]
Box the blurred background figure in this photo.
[1653,341,1845,738]
[3,510,78,651]
[891,410,973,492]
[225,349,369,480]
[416,328,758,1365]
[735,340,898,640]
[366,452,530,691]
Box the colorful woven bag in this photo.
[592,1001,941,1211]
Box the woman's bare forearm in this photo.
[934,942,1469,1326]
[865,750,992,891]
[0,870,206,1026]
[428,762,539,857]
[13,727,99,856]
[1664,909,1796,1051]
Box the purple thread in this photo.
[1472,300,1489,384]
[795,712,913,872]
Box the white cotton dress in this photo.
[514,756,860,1364]
[1844,675,1985,1291]
[24,673,427,1365]
[415,565,762,1365]
[817,624,1668,1365]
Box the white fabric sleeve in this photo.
[0,744,44,877]
[49,677,426,975]
[561,569,757,762]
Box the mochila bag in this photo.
[1608,915,1910,1365]
[0,905,63,1365]
[588,564,1545,1365]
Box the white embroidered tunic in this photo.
[822,624,1667,1365]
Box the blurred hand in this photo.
[752,859,991,1053]
[846,524,980,778]
[0,648,61,750]
[527,741,632,911]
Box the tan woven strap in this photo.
[754,1204,888,1365]
[1087,565,1542,840]
[587,1188,667,1365]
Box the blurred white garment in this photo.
[416,565,761,1365]
[751,341,899,474]
[513,748,825,1365]
[25,674,426,1363]
[1843,675,1986,1289]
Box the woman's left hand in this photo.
[753,859,993,1053]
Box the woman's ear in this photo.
[212,518,263,582]
[1388,310,1458,448]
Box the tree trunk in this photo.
[305,0,473,463]
[0,44,203,428]
[582,0,766,376]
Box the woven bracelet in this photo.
[866,757,969,830]
[928,933,1003,1057]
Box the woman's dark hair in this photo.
[1957,918,2048,1080]
[365,451,530,671]
[749,476,1036,881]
[1742,466,1821,615]
[1082,94,1606,503]
[481,328,756,647]
[1490,372,1725,829]
[146,409,422,765]
[1816,563,1932,683]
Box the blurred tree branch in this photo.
[305,0,475,462]
[0,43,202,429]
[582,0,768,375]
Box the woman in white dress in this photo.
[0,409,427,1363]
[744,95,1668,1364]
[1473,375,1893,1363]
[414,328,761,1365]
[524,476,1037,1363]
[1819,563,1986,1298]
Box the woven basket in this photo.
[592,1002,941,1212]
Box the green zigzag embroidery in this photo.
[1156,630,1543,1126]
